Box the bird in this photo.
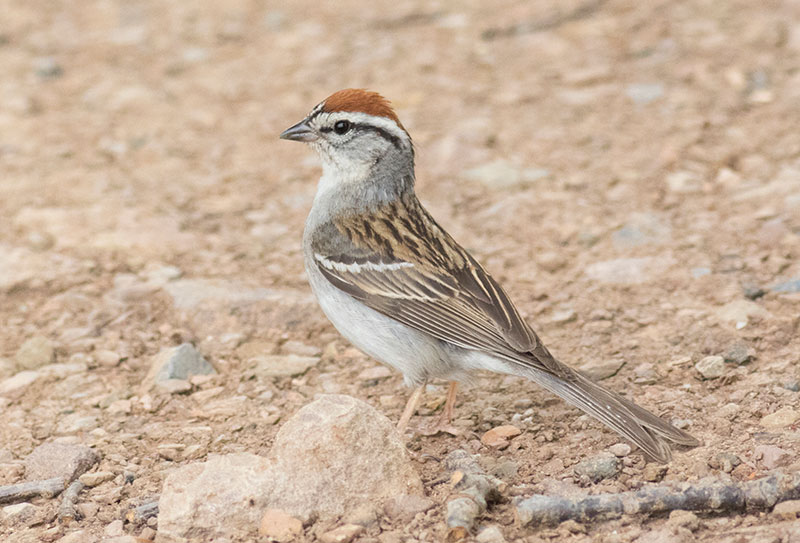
[279,89,700,463]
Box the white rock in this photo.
[80,471,115,487]
[2,502,37,524]
[0,370,39,396]
[695,356,725,380]
[15,335,54,370]
[158,395,422,541]
[761,407,800,429]
[714,300,771,328]
[476,525,507,543]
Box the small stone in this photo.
[463,160,549,189]
[0,357,14,379]
[773,499,800,519]
[343,503,379,527]
[695,356,725,380]
[723,344,753,365]
[384,494,435,521]
[771,278,800,294]
[643,463,668,482]
[80,471,115,487]
[157,379,192,394]
[251,354,320,377]
[608,443,631,457]
[625,83,664,105]
[761,407,800,429]
[105,519,124,537]
[95,350,121,367]
[611,213,671,248]
[476,525,507,543]
[145,343,215,388]
[357,366,393,381]
[549,307,576,324]
[666,171,703,194]
[34,57,63,78]
[24,442,99,484]
[107,399,132,414]
[754,445,792,470]
[0,370,39,396]
[139,527,156,541]
[281,340,321,357]
[320,524,364,543]
[481,425,522,449]
[15,335,54,370]
[536,251,566,273]
[2,502,37,524]
[259,509,303,541]
[743,284,766,300]
[710,453,741,473]
[573,453,620,483]
[714,300,771,328]
[667,510,699,531]
[580,359,625,381]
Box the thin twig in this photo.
[516,471,800,526]
[0,478,65,505]
[58,480,85,522]
[125,499,159,524]
[444,450,503,542]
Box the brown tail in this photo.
[517,361,700,463]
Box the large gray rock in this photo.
[24,442,99,484]
[157,395,422,542]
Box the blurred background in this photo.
[1,0,799,541]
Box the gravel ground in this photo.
[1,1,800,542]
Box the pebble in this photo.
[667,510,699,531]
[612,213,671,248]
[625,83,664,105]
[709,453,741,473]
[104,519,124,537]
[666,171,703,194]
[579,359,625,381]
[320,524,364,543]
[281,340,321,357]
[481,425,521,449]
[771,278,800,293]
[695,356,725,379]
[713,300,771,328]
[536,251,567,273]
[642,463,668,482]
[34,56,63,78]
[14,335,55,370]
[23,442,99,484]
[476,525,507,543]
[158,395,423,540]
[384,494,435,521]
[144,343,216,387]
[343,503,379,527]
[773,499,800,520]
[259,509,303,541]
[2,502,37,524]
[753,445,791,470]
[608,443,632,457]
[549,307,576,324]
[573,453,620,483]
[251,354,320,377]
[724,344,753,365]
[80,471,115,487]
[94,350,121,367]
[0,370,40,396]
[761,407,800,429]
[157,379,192,394]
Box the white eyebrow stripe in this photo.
[315,253,414,274]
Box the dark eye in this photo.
[333,120,351,135]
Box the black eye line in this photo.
[320,122,401,149]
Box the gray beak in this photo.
[279,120,318,142]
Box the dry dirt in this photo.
[2,0,800,542]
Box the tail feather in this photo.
[518,364,700,463]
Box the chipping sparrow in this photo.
[280,89,699,462]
